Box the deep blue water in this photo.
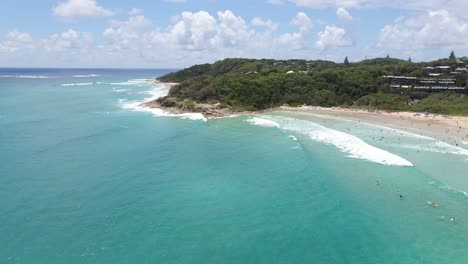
[1,69,467,263]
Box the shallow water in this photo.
[1,69,467,263]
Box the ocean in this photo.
[1,68,467,263]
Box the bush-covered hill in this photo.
[157,57,468,115]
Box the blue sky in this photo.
[0,0,467,68]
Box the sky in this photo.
[0,0,467,68]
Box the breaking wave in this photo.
[0,75,49,79]
[247,116,413,167]
[119,82,206,121]
[61,82,93,87]
[73,74,100,78]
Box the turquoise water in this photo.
[1,69,467,263]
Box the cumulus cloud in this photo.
[378,10,468,49]
[53,0,114,19]
[40,29,93,53]
[291,12,314,31]
[103,16,152,51]
[316,8,354,49]
[316,26,353,49]
[0,30,34,52]
[169,11,218,50]
[0,8,379,67]
[336,7,353,23]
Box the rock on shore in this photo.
[142,96,235,118]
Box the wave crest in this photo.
[247,116,413,167]
[61,82,93,87]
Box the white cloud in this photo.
[169,11,218,50]
[378,10,468,50]
[336,7,353,23]
[0,9,373,67]
[316,26,353,49]
[104,16,152,51]
[291,12,314,31]
[40,29,93,53]
[315,8,354,49]
[0,30,34,52]
[214,10,254,48]
[53,0,114,19]
[165,0,187,3]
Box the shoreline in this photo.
[143,80,262,118]
[278,106,468,146]
[143,81,468,146]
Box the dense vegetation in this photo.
[158,57,468,115]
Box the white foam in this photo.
[299,112,435,140]
[399,141,468,156]
[246,117,280,128]
[434,141,468,156]
[109,79,149,86]
[360,122,435,140]
[119,83,207,122]
[288,135,298,141]
[61,82,93,87]
[121,99,206,121]
[0,75,49,79]
[112,88,129,93]
[73,74,100,78]
[247,116,413,166]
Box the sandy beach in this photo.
[146,81,468,147]
[279,106,468,146]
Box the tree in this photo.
[408,57,412,62]
[386,54,390,59]
[449,50,456,60]
[344,56,350,65]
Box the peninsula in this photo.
[144,56,468,117]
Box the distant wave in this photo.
[109,79,149,86]
[73,74,100,78]
[0,75,49,79]
[112,88,129,93]
[61,82,93,87]
[247,116,413,167]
